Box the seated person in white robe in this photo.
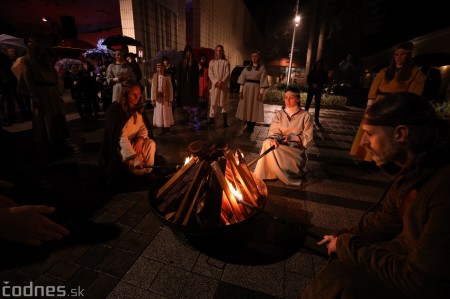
[254,86,314,186]
[100,82,156,186]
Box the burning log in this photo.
[182,177,207,225]
[156,156,198,214]
[151,140,268,229]
[173,160,209,223]
[200,158,227,227]
[157,156,198,200]
[225,150,260,207]
[211,161,244,223]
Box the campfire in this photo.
[152,140,268,228]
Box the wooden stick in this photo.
[236,149,260,197]
[225,150,259,207]
[156,156,198,200]
[182,176,207,225]
[210,161,244,222]
[225,155,257,210]
[226,160,251,216]
[247,145,276,167]
[174,160,207,223]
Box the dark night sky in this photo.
[371,0,450,51]
[245,0,450,56]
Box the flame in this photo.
[226,179,243,202]
[184,155,192,165]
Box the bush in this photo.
[433,101,450,119]
[264,85,347,107]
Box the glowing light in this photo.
[227,180,243,202]
[184,156,192,165]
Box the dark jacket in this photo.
[334,149,450,299]
[306,68,328,91]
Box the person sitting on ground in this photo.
[100,82,156,186]
[254,85,314,186]
[301,92,450,299]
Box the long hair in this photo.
[118,82,144,117]
[182,45,193,68]
[214,45,226,60]
[365,92,449,156]
[199,55,208,77]
[384,42,415,83]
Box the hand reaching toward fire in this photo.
[318,235,337,255]
[0,203,69,246]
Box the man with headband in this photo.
[301,92,450,299]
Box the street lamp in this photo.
[287,0,300,85]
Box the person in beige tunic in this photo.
[254,86,313,186]
[236,51,269,132]
[106,51,135,103]
[151,63,174,135]
[16,37,70,152]
[208,45,230,128]
[302,92,450,299]
[350,42,425,162]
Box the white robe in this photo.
[106,63,135,102]
[119,112,156,175]
[208,59,230,117]
[236,65,269,122]
[254,108,314,186]
[151,73,174,128]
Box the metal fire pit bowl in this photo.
[148,173,268,237]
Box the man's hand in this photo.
[0,205,69,246]
[318,235,337,255]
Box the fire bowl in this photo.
[148,173,268,237]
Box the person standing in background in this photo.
[236,51,269,133]
[64,63,84,118]
[177,45,199,127]
[17,37,70,154]
[305,60,328,126]
[151,62,174,135]
[0,47,29,126]
[198,54,210,122]
[106,51,135,103]
[208,45,230,128]
[80,61,100,118]
[162,56,177,113]
[96,66,112,112]
[350,42,426,163]
[126,53,142,86]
